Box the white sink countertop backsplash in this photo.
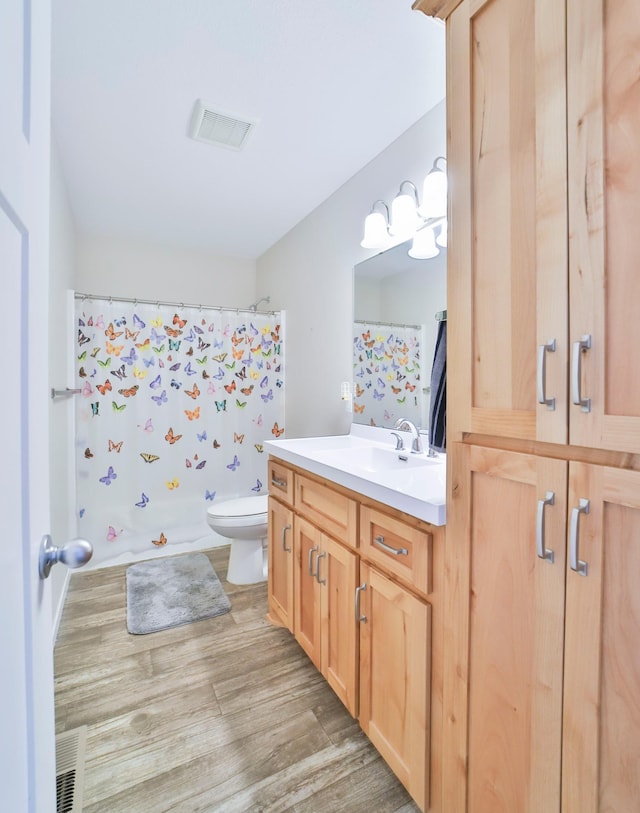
[265,425,446,526]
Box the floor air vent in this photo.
[56,726,87,813]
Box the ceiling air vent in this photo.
[189,100,255,151]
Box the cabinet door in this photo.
[567,0,640,453]
[293,516,322,669]
[267,497,294,631]
[446,443,568,813]
[319,535,358,717]
[359,562,431,811]
[562,464,640,813]
[448,0,568,444]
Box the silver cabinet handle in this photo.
[271,476,287,488]
[355,582,367,623]
[537,339,556,410]
[373,534,408,556]
[307,544,318,576]
[315,551,327,585]
[569,498,589,576]
[572,334,592,412]
[536,491,555,563]
[281,523,292,553]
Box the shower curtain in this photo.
[75,298,284,568]
[353,321,423,428]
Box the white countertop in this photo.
[265,425,446,526]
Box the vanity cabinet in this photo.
[267,459,295,630]
[267,496,294,631]
[268,456,442,812]
[359,562,431,812]
[294,516,358,715]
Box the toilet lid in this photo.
[207,494,268,518]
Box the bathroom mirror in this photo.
[353,238,446,429]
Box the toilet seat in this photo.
[207,495,268,531]
[207,494,268,519]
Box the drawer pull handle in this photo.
[536,491,555,563]
[537,339,556,410]
[315,551,327,585]
[281,524,292,553]
[307,544,319,576]
[572,334,591,413]
[373,534,408,556]
[271,476,287,488]
[355,582,367,623]
[569,499,589,576]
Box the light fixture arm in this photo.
[397,180,420,207]
[368,200,390,221]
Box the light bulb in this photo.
[361,211,391,249]
[418,164,447,219]
[408,226,439,259]
[390,191,420,239]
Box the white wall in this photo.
[256,99,446,438]
[49,138,77,636]
[75,235,257,308]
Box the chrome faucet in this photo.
[393,418,424,454]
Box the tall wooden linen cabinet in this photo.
[415,0,640,810]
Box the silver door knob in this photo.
[38,534,93,579]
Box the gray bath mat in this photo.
[126,552,231,635]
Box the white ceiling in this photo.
[51,1,445,259]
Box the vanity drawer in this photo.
[295,474,357,549]
[268,459,294,506]
[360,506,432,596]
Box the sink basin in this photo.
[314,444,441,474]
[264,427,446,526]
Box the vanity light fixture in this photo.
[361,201,394,250]
[390,181,422,239]
[408,224,439,259]
[360,157,448,258]
[418,156,448,219]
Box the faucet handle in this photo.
[390,431,404,451]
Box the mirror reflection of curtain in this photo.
[353,321,423,428]
[75,299,284,568]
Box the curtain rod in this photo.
[355,318,422,330]
[74,291,277,317]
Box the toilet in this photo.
[206,495,269,585]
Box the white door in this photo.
[0,1,56,811]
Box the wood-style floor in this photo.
[54,546,420,812]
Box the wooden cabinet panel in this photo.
[562,464,640,813]
[295,473,357,549]
[267,496,294,631]
[567,0,640,453]
[360,505,432,596]
[294,517,358,715]
[268,458,294,506]
[448,0,568,445]
[445,444,568,813]
[320,536,358,716]
[293,516,322,669]
[359,562,431,811]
